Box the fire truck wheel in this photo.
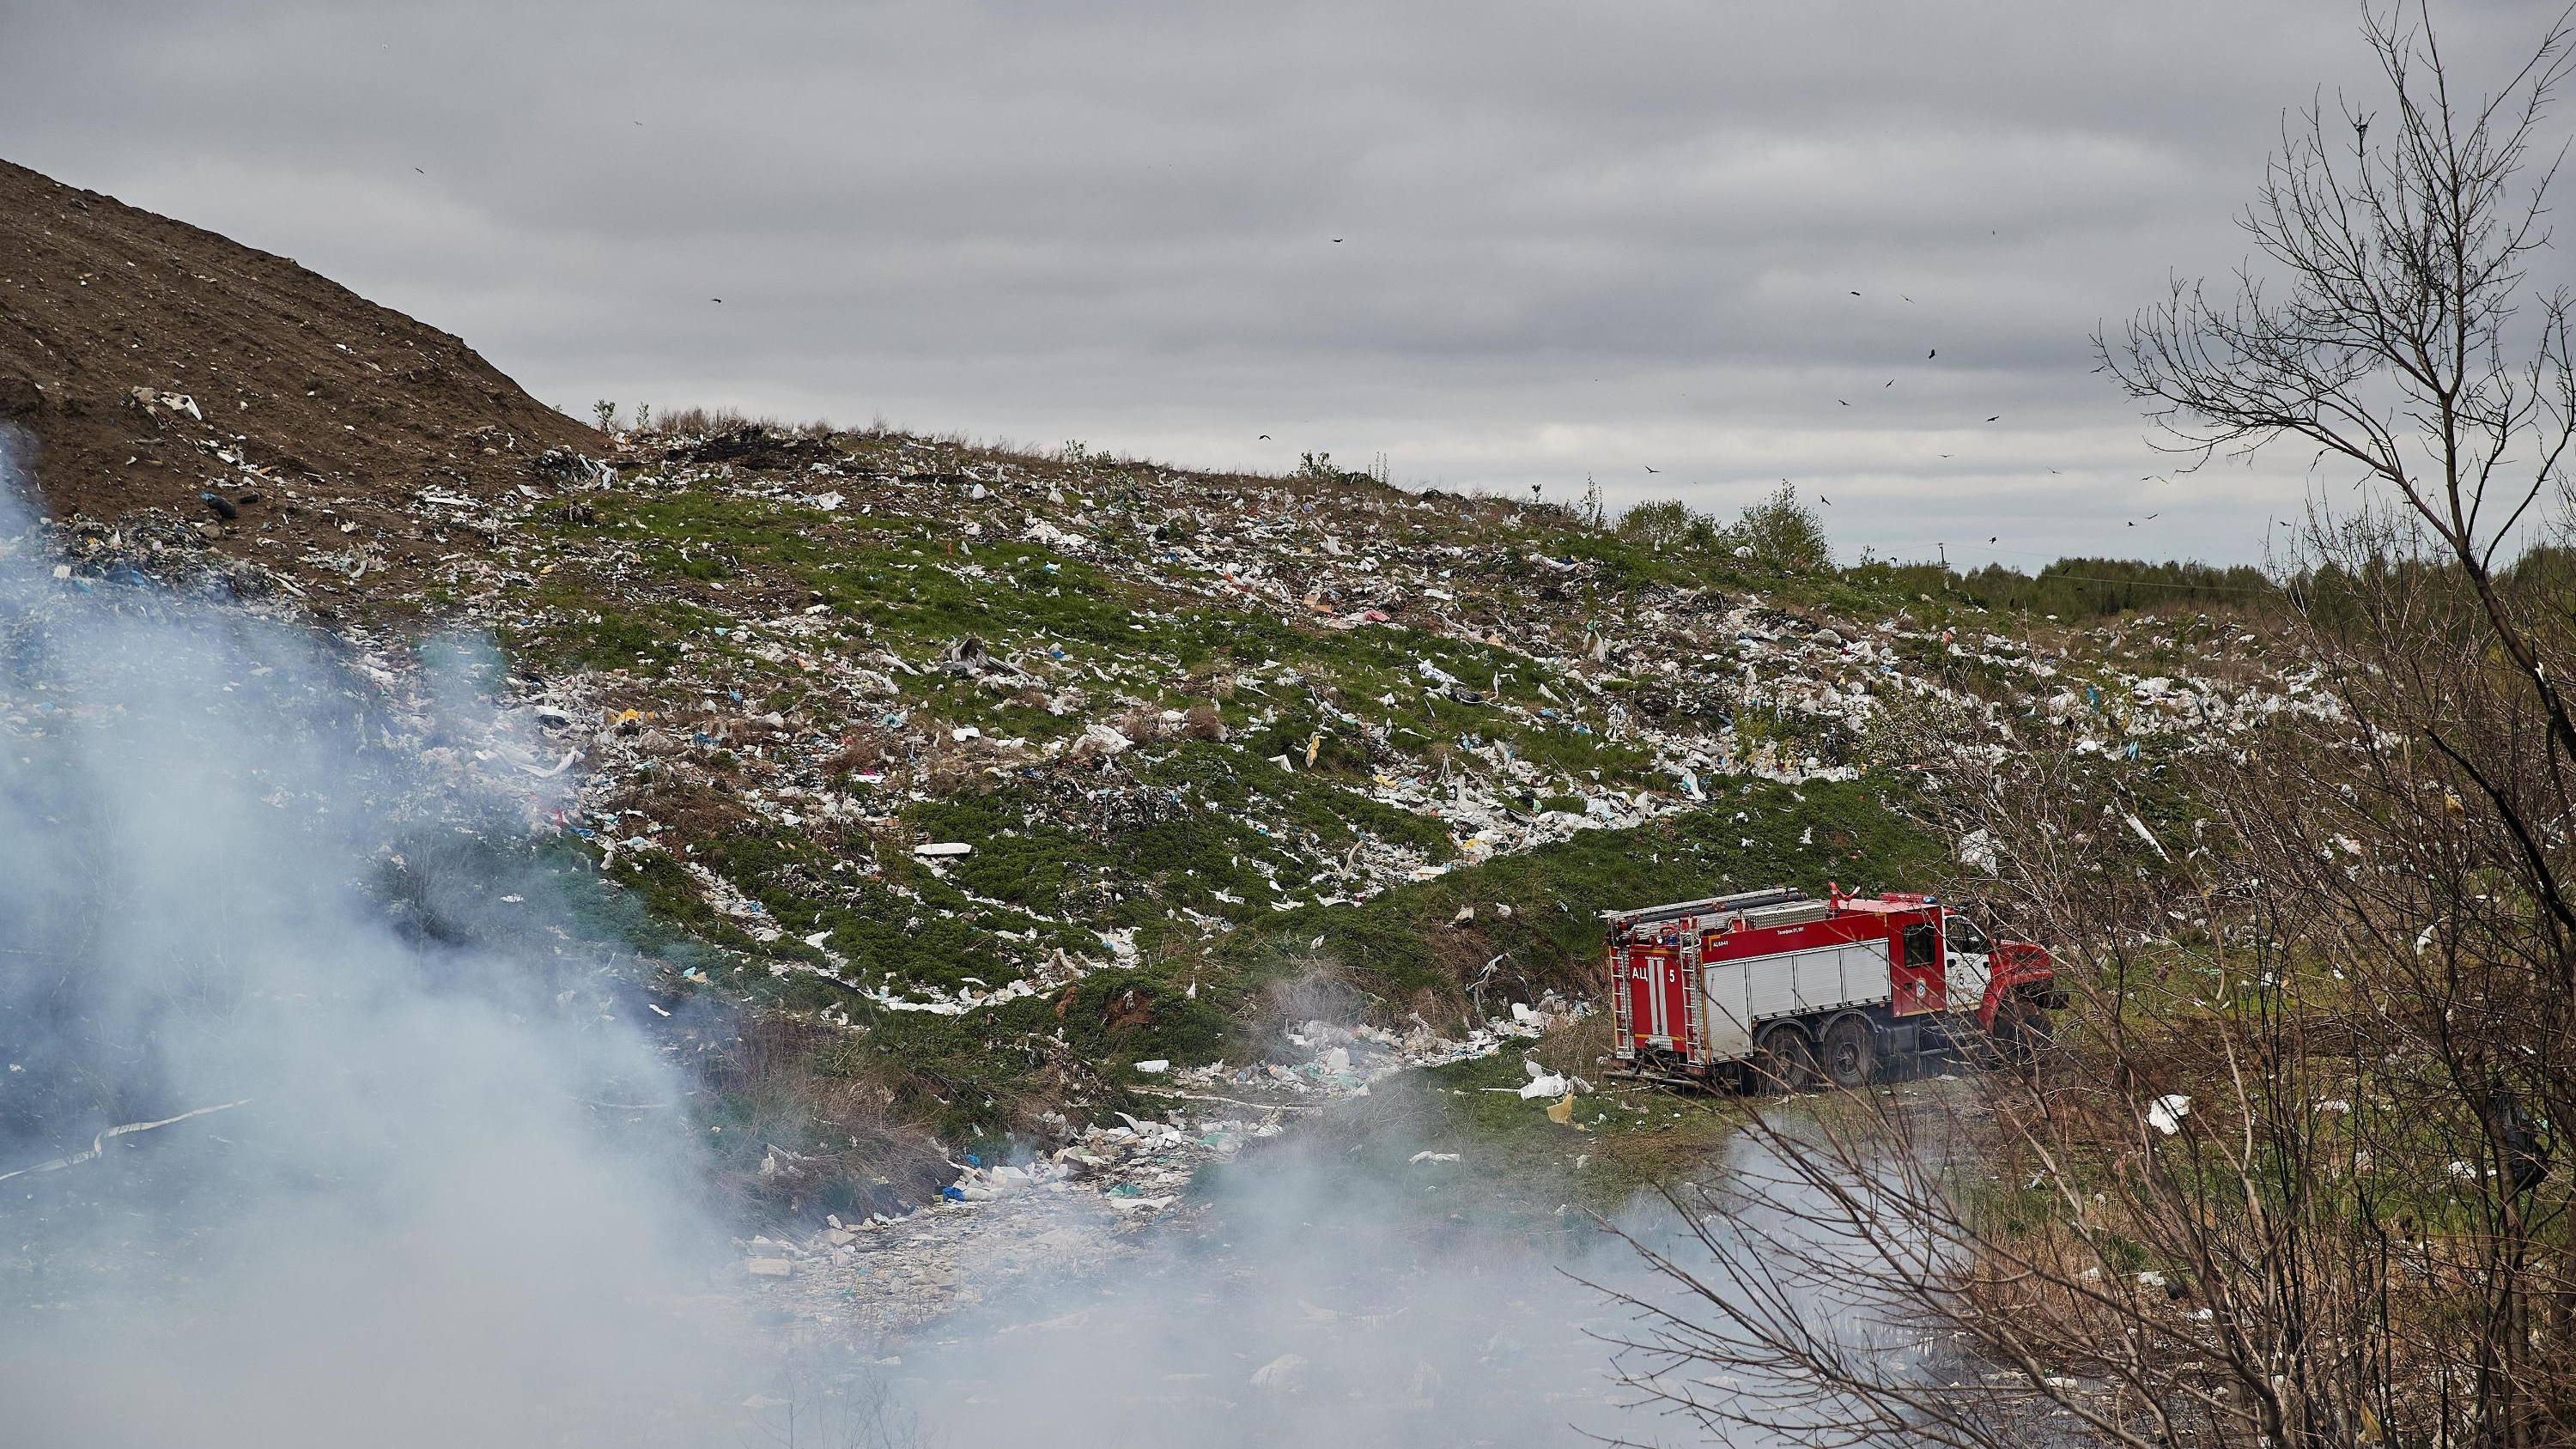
[1821,1016,1876,1089]
[1753,1023,1820,1094]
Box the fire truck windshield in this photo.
[1944,915,1990,954]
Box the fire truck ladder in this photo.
[1608,948,1633,1052]
[1680,934,1705,1061]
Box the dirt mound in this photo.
[0,157,599,599]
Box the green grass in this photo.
[1220,775,1947,1008]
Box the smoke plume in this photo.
[0,434,752,1446]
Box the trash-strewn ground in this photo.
[9,409,2331,1171]
[736,1006,1574,1334]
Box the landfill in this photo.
[19,419,2322,1024]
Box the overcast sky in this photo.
[6,0,2573,567]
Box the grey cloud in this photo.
[6,0,2573,561]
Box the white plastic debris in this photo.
[2147,1094,2191,1136]
[912,842,973,858]
[1134,1058,1170,1074]
[1957,828,1999,875]
[1517,1071,1571,1100]
[2123,810,2171,861]
[1408,1151,1461,1165]
[1252,1354,1309,1392]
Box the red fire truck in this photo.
[1606,885,2057,1090]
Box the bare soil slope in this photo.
[0,157,598,584]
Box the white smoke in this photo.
[0,432,762,1446]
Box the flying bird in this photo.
[2145,512,2159,519]
[1838,399,1850,407]
[1986,415,2001,422]
[712,298,723,304]
[1643,465,1659,473]
[1818,494,1832,506]
[1258,433,1271,440]
[1885,379,1894,387]
[1332,238,1344,243]
[413,167,424,174]
[1989,537,1997,543]
[1850,290,1862,297]
[1928,349,1936,359]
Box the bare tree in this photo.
[1598,7,2576,1446]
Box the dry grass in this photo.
[701,1013,954,1222]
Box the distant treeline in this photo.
[1610,494,2576,625]
[1825,556,2275,621]
[1955,558,2277,616]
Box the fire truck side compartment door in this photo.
[1795,941,1891,1012]
[1745,941,1895,1023]
[1700,949,1753,1060]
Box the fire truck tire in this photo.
[1753,1023,1820,1094]
[1820,1016,1877,1089]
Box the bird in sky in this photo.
[711,298,722,304]
[1332,238,1343,243]
[413,167,424,174]
[1989,536,1998,543]
[2145,512,2159,519]
[1643,465,1659,474]
[1819,494,1832,506]
[1885,379,1894,387]
[1928,349,1936,359]
[1258,433,1271,440]
[1986,415,2001,422]
[1838,399,1850,407]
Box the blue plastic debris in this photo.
[940,1185,966,1202]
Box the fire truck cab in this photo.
[1606,885,2057,1090]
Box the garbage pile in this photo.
[735,999,1571,1333]
[22,420,2332,1030]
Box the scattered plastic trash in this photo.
[1252,1354,1308,1393]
